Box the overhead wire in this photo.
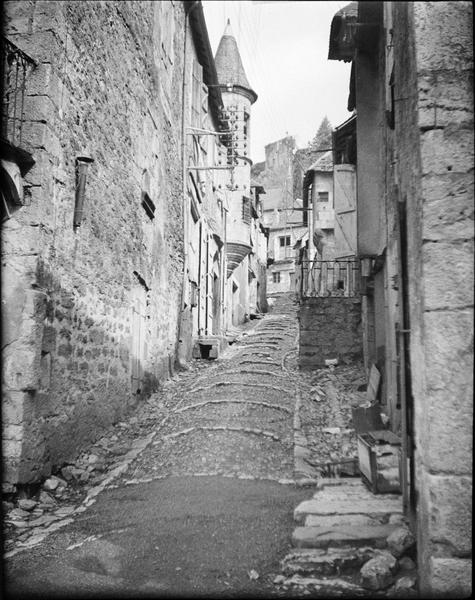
[233,3,286,140]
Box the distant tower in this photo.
[215,19,257,184]
[215,19,258,325]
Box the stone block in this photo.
[419,389,473,473]
[281,547,376,577]
[42,325,57,353]
[420,472,472,555]
[2,391,25,426]
[3,438,23,458]
[417,69,473,129]
[423,241,474,310]
[420,126,474,175]
[294,497,403,524]
[305,514,385,528]
[419,310,473,471]
[386,526,416,558]
[312,486,385,502]
[359,550,397,590]
[423,308,473,392]
[23,94,60,125]
[428,557,472,598]
[421,172,474,242]
[414,2,473,72]
[6,30,64,64]
[292,524,399,549]
[20,121,47,150]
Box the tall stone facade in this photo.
[2,0,187,485]
[1,1,268,487]
[394,3,473,596]
[1,1,184,486]
[328,1,473,596]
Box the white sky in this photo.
[202,0,352,164]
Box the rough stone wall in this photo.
[2,0,186,484]
[298,297,362,369]
[393,2,473,596]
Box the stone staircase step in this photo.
[316,477,368,489]
[292,523,399,549]
[281,546,377,577]
[279,573,369,596]
[294,497,403,524]
[305,513,388,528]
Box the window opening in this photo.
[317,191,329,202]
[141,191,156,220]
[279,235,291,247]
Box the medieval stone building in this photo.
[252,136,307,295]
[328,1,473,596]
[1,1,267,488]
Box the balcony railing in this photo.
[299,258,360,298]
[1,37,36,148]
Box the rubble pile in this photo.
[298,363,366,474]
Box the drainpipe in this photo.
[177,1,199,367]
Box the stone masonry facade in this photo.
[327,2,473,596]
[394,3,473,596]
[2,1,186,485]
[298,297,363,370]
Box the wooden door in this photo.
[334,164,357,258]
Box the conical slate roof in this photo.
[214,20,257,103]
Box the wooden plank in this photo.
[367,364,381,402]
[367,430,401,445]
[352,405,384,434]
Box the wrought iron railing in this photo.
[299,258,360,298]
[1,36,36,147]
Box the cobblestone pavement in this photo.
[2,294,307,598]
[5,293,392,598]
[115,293,300,486]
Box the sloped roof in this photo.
[309,150,333,172]
[215,20,257,104]
[328,1,358,62]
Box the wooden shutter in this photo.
[334,164,357,258]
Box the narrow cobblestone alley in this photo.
[4,293,417,599]
[4,294,312,598]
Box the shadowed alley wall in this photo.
[2,0,185,485]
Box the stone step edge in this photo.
[291,523,400,549]
[281,546,378,576]
[274,573,369,594]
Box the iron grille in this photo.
[300,258,360,298]
[1,37,36,148]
